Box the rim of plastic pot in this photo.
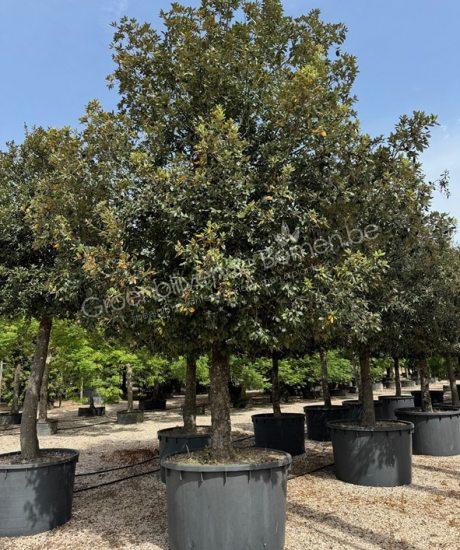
[161,447,292,473]
[326,419,414,433]
[0,448,79,471]
[158,426,211,439]
[252,412,305,421]
[378,395,414,401]
[395,407,460,418]
[304,404,345,411]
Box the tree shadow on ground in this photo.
[288,500,419,550]
[407,482,460,499]
[413,462,460,480]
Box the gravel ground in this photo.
[1,386,459,550]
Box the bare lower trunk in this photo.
[210,344,232,459]
[319,348,331,408]
[38,356,51,421]
[271,352,282,415]
[79,378,84,401]
[446,354,459,407]
[11,362,22,414]
[183,355,197,433]
[20,315,52,460]
[393,356,402,397]
[418,356,432,412]
[352,356,362,400]
[359,349,375,426]
[126,364,134,412]
[0,360,3,403]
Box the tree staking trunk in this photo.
[446,354,459,407]
[418,356,433,412]
[319,348,331,408]
[210,344,232,460]
[183,355,197,433]
[20,315,53,460]
[11,362,22,414]
[271,351,282,416]
[393,356,402,397]
[126,363,134,413]
[38,355,51,421]
[359,349,375,426]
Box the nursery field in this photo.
[1,388,458,550]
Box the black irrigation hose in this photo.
[74,467,161,493]
[288,461,334,480]
[76,453,160,477]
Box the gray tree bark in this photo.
[11,362,22,414]
[38,355,51,421]
[271,352,282,416]
[393,356,402,397]
[183,355,197,433]
[210,344,232,459]
[418,356,433,412]
[359,349,375,426]
[319,348,331,408]
[446,354,459,407]
[126,363,134,412]
[20,315,53,460]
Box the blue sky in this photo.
[1,0,458,229]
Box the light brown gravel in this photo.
[0,385,459,550]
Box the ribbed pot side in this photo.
[162,451,291,550]
[395,408,460,456]
[0,449,79,537]
[328,421,414,487]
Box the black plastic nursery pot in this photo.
[0,448,79,537]
[0,412,22,426]
[162,450,292,550]
[116,410,144,425]
[411,390,444,408]
[327,420,413,487]
[37,419,58,436]
[378,395,415,420]
[304,405,350,442]
[158,426,211,482]
[342,400,385,422]
[139,397,166,411]
[78,406,105,417]
[395,408,460,456]
[252,413,305,456]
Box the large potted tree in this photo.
[396,227,460,455]
[104,1,367,546]
[0,128,85,536]
[326,113,442,486]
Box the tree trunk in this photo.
[11,362,22,414]
[352,356,362,400]
[418,356,432,412]
[393,356,402,397]
[126,363,134,412]
[79,377,84,401]
[319,348,331,408]
[38,355,51,421]
[183,355,197,433]
[0,360,3,403]
[210,344,232,460]
[359,349,375,426]
[20,315,53,460]
[446,354,460,407]
[271,352,282,416]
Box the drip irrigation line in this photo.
[288,461,334,480]
[76,453,159,477]
[74,467,161,493]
